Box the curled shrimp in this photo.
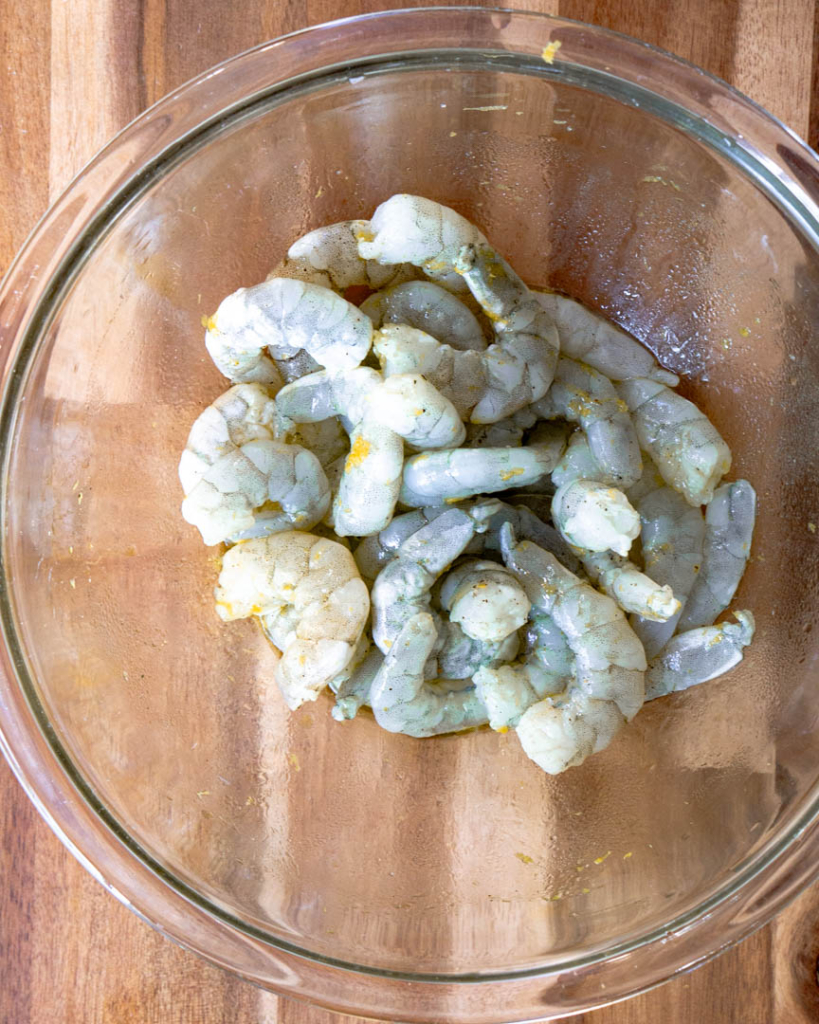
[629,477,706,658]
[370,613,490,737]
[533,356,642,487]
[497,525,647,773]
[215,533,369,709]
[454,243,559,421]
[357,193,486,294]
[179,383,330,545]
[353,505,462,581]
[205,277,373,384]
[534,292,679,385]
[399,427,567,508]
[362,280,488,351]
[645,610,755,700]
[551,479,641,557]
[370,505,490,653]
[677,480,756,630]
[270,220,417,291]
[276,367,463,535]
[616,379,732,506]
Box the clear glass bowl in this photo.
[2,8,819,1021]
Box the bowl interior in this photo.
[6,57,819,975]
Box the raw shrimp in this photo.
[454,243,560,421]
[215,533,369,709]
[275,368,399,536]
[465,407,539,448]
[287,417,349,469]
[205,277,373,384]
[361,280,488,351]
[357,193,486,294]
[677,480,756,630]
[499,525,647,773]
[364,373,466,450]
[582,550,680,621]
[353,505,456,581]
[616,379,732,506]
[435,621,519,681]
[371,505,489,652]
[549,432,672,611]
[551,479,641,556]
[532,356,642,487]
[370,613,490,737]
[399,428,566,508]
[645,610,755,700]
[179,384,330,545]
[474,612,573,731]
[373,324,488,420]
[178,383,276,495]
[630,481,706,658]
[534,292,679,385]
[439,558,531,642]
[271,220,417,291]
[331,644,384,721]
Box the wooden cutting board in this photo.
[1,1,818,1021]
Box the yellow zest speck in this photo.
[445,496,465,504]
[354,226,374,243]
[496,724,509,734]
[383,639,393,649]
[201,314,218,332]
[345,435,371,470]
[245,795,256,806]
[808,522,816,533]
[739,327,750,337]
[623,851,633,860]
[250,604,262,615]
[315,186,325,198]
[77,492,83,505]
[515,852,534,864]
[500,467,525,482]
[72,480,78,491]
[69,578,76,589]
[581,887,590,895]
[288,752,301,771]
[541,40,562,64]
[412,408,424,416]
[449,131,457,137]
[462,105,509,112]
[593,851,611,865]
[197,790,210,798]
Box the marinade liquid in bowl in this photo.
[1,9,819,1021]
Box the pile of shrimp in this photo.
[180,194,757,775]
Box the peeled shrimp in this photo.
[439,558,531,642]
[370,613,490,737]
[353,505,456,581]
[179,383,330,545]
[534,292,679,385]
[645,610,755,700]
[499,525,647,773]
[215,533,369,709]
[331,644,384,721]
[616,379,732,506]
[630,480,706,658]
[373,324,489,420]
[454,243,559,421]
[362,280,488,351]
[371,505,488,653]
[549,432,673,612]
[399,430,566,508]
[357,193,486,294]
[271,220,416,291]
[677,480,756,630]
[205,277,373,384]
[533,356,642,487]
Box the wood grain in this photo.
[1,1,818,1022]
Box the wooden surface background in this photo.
[1,1,819,1021]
